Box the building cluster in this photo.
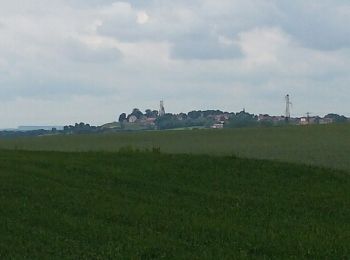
[128,115,157,125]
[122,98,349,129]
[257,114,346,125]
[122,101,166,126]
[210,114,230,129]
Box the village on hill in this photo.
[111,101,348,131]
[1,98,348,137]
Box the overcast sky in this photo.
[0,0,349,127]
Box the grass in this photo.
[0,124,350,171]
[0,150,349,258]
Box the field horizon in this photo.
[1,125,349,258]
[0,124,349,172]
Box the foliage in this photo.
[187,110,227,119]
[225,111,258,128]
[145,109,158,118]
[187,110,203,119]
[63,123,99,134]
[155,114,212,130]
[129,108,144,119]
[118,113,127,123]
[325,113,348,123]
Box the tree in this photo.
[145,109,152,118]
[152,110,159,118]
[119,113,127,123]
[225,111,258,128]
[188,110,202,119]
[145,109,158,118]
[155,114,183,130]
[178,113,188,120]
[324,113,347,123]
[130,108,144,119]
[202,110,224,117]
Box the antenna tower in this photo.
[285,94,292,122]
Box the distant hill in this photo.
[100,122,120,129]
[18,126,64,131]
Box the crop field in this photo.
[0,124,350,171]
[1,150,349,258]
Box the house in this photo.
[319,118,334,124]
[128,115,138,123]
[300,117,318,125]
[145,118,157,125]
[258,114,272,122]
[214,114,230,122]
[300,117,309,125]
[211,123,224,129]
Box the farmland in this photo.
[1,124,349,258]
[1,150,349,258]
[0,124,350,171]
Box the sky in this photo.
[0,0,349,127]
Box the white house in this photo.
[128,115,138,123]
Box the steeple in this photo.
[159,100,165,116]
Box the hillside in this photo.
[0,124,350,171]
[0,150,349,258]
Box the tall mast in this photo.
[285,94,291,122]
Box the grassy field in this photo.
[1,124,350,171]
[1,150,349,258]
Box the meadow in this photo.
[1,150,349,259]
[0,124,349,171]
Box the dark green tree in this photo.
[119,113,127,122]
[325,113,348,123]
[188,111,202,119]
[225,111,258,128]
[130,108,144,119]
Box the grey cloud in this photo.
[65,0,151,8]
[97,1,245,60]
[273,1,350,50]
[170,34,243,60]
[0,0,349,127]
[64,39,122,63]
[0,76,115,101]
[65,0,116,7]
[96,0,350,55]
[98,18,145,42]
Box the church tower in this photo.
[159,100,165,116]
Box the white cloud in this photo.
[63,38,122,63]
[137,11,149,24]
[0,0,349,127]
[238,27,291,68]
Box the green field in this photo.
[1,125,349,258]
[1,150,349,258]
[1,124,350,171]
